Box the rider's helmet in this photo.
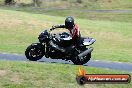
[65,16,75,29]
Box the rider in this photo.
[50,16,81,46]
[50,16,81,53]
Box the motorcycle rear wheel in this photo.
[71,53,91,65]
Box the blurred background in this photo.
[0,0,132,62]
[1,0,132,21]
[0,1,132,88]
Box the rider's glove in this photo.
[50,25,56,31]
[50,28,53,31]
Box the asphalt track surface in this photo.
[33,8,132,13]
[0,53,132,72]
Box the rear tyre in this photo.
[25,43,44,61]
[72,53,91,65]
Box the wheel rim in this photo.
[29,48,42,58]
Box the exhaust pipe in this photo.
[78,47,93,58]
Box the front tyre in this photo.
[72,53,91,65]
[25,43,44,61]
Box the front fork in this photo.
[43,43,50,58]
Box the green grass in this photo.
[0,9,132,63]
[1,0,132,10]
[0,1,132,88]
[0,60,131,88]
[1,5,132,23]
[36,9,132,22]
[0,0,132,22]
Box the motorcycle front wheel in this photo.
[25,43,44,61]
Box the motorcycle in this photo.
[25,28,96,65]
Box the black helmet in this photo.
[65,16,75,29]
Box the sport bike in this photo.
[25,28,96,65]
